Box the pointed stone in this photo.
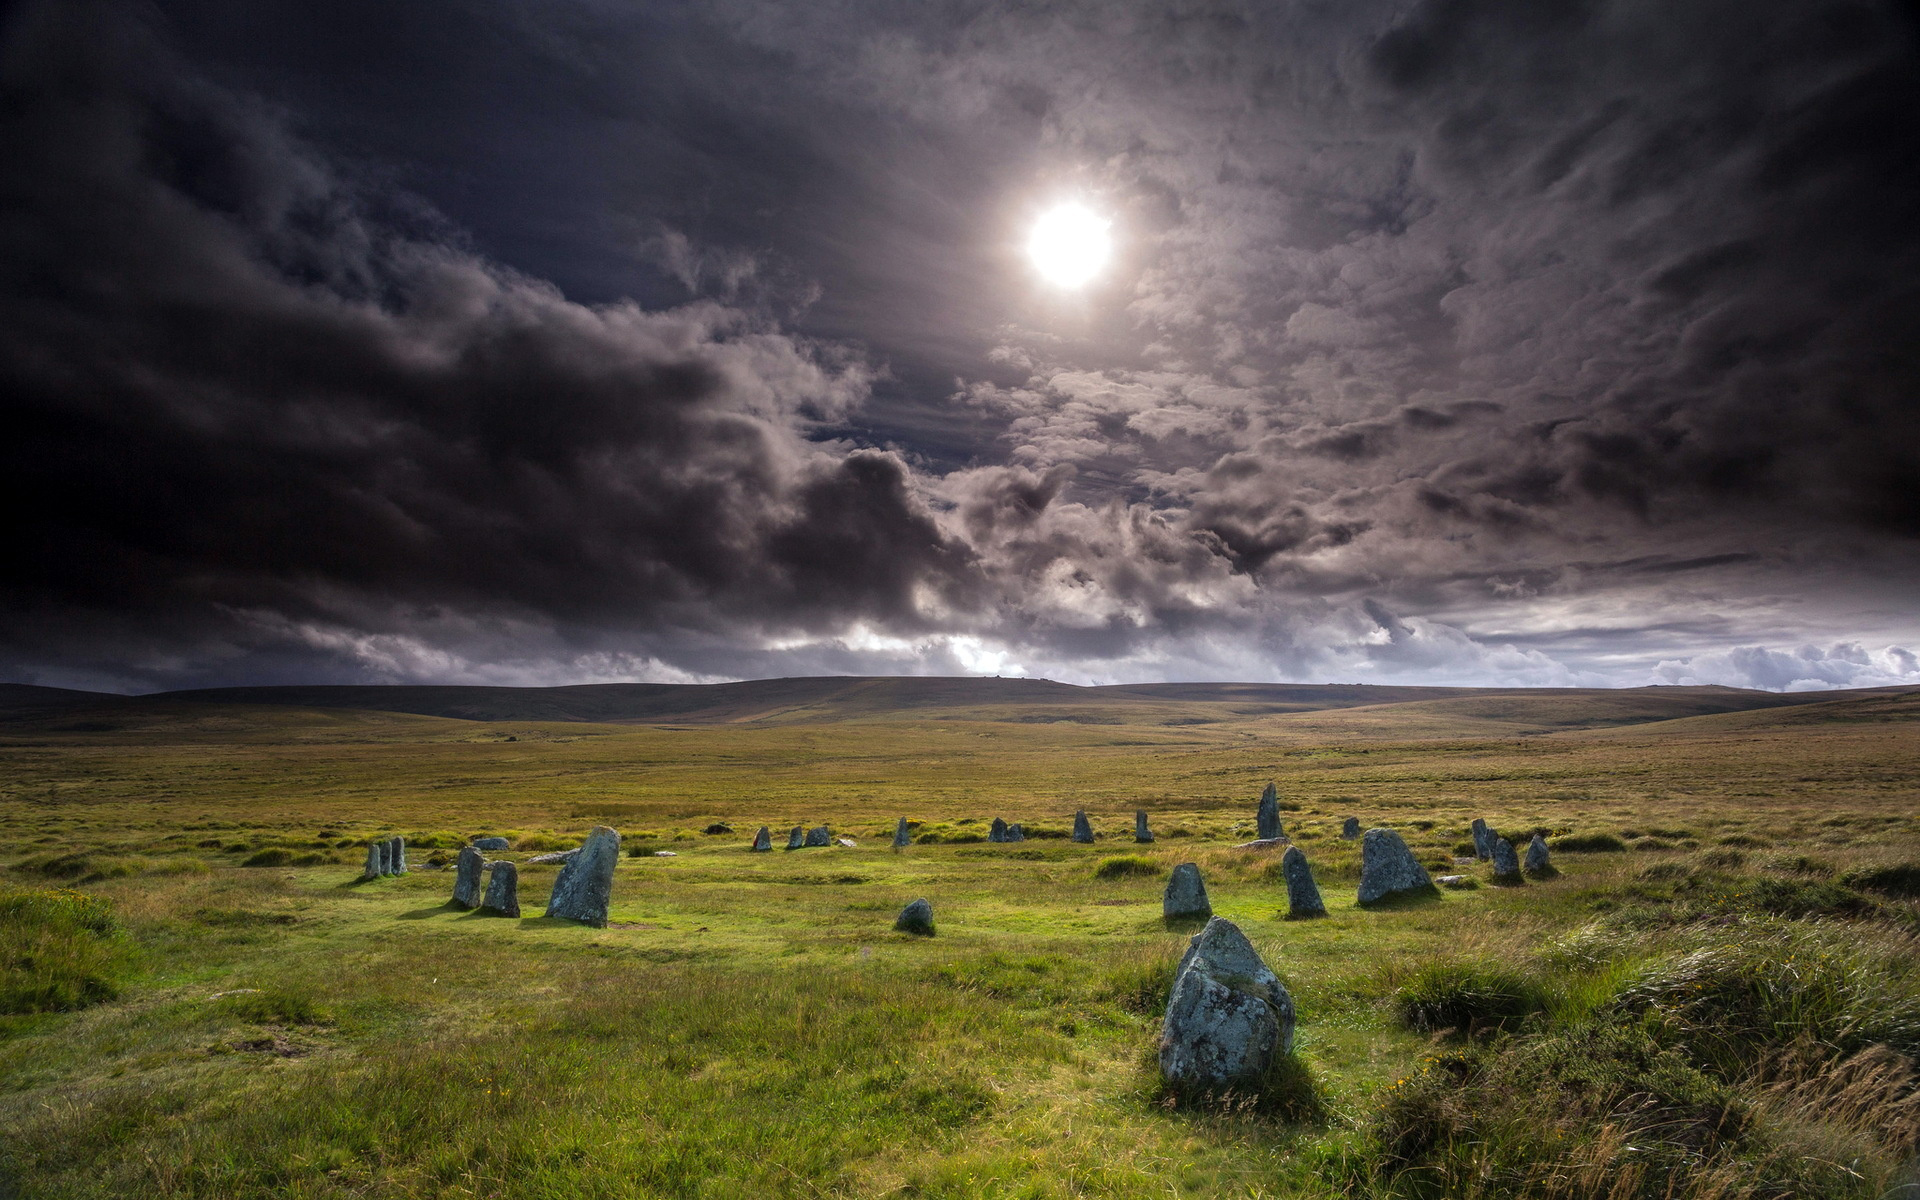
[750,826,772,852]
[1135,810,1154,843]
[451,846,486,909]
[1524,833,1554,876]
[1256,783,1281,840]
[1007,824,1025,842]
[1163,862,1212,921]
[894,897,935,936]
[988,817,1008,843]
[1281,847,1326,919]
[363,842,383,880]
[388,836,407,875]
[1072,811,1094,843]
[786,826,805,850]
[893,818,911,848]
[481,860,520,917]
[545,826,620,926]
[1342,817,1361,840]
[1490,836,1525,885]
[804,825,832,847]
[1470,818,1496,860]
[1358,828,1438,906]
[1159,917,1296,1098]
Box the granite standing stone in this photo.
[1342,817,1361,840]
[1281,847,1327,919]
[750,826,772,852]
[1007,824,1025,842]
[893,818,911,848]
[363,842,383,880]
[894,897,935,936]
[1524,833,1554,876]
[1470,818,1496,860]
[1357,828,1438,905]
[1163,862,1213,921]
[388,836,407,875]
[472,836,511,851]
[805,826,832,847]
[1135,810,1154,843]
[1256,783,1282,840]
[481,860,520,917]
[785,826,805,850]
[1072,811,1094,843]
[1490,836,1525,885]
[545,825,620,926]
[988,818,1009,843]
[1159,917,1296,1097]
[451,846,486,909]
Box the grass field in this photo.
[2,680,1918,1198]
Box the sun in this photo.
[1026,203,1111,288]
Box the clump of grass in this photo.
[1697,846,1746,869]
[1093,855,1162,879]
[0,888,126,1014]
[1392,960,1550,1034]
[1841,862,1920,898]
[512,834,576,852]
[1717,833,1771,848]
[1552,832,1628,853]
[1765,853,1835,877]
[242,848,293,867]
[215,987,330,1027]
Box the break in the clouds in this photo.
[1,0,1916,693]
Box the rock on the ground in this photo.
[1281,847,1326,919]
[894,897,935,935]
[836,837,857,848]
[451,846,486,909]
[1135,810,1154,843]
[786,826,805,851]
[525,848,579,864]
[1471,818,1497,860]
[472,836,511,851]
[1342,817,1361,839]
[1233,837,1289,850]
[1357,828,1438,906]
[751,826,772,852]
[805,826,832,847]
[988,817,1009,843]
[1007,824,1026,842]
[1072,810,1094,843]
[1163,862,1212,921]
[481,860,520,917]
[1436,874,1470,888]
[893,818,910,848]
[1490,836,1525,885]
[1257,783,1282,840]
[545,825,620,926]
[1158,917,1295,1097]
[652,850,677,857]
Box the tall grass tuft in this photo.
[1392,959,1550,1034]
[0,888,126,1014]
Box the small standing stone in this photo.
[1490,836,1525,885]
[1470,818,1496,861]
[472,836,511,851]
[1135,810,1154,843]
[1159,917,1295,1098]
[1281,847,1326,919]
[750,826,772,852]
[893,818,911,848]
[1524,833,1554,877]
[451,846,486,909]
[388,836,407,875]
[988,818,1009,843]
[362,842,383,880]
[786,826,805,850]
[1072,811,1094,843]
[545,825,620,927]
[1256,783,1282,840]
[1342,817,1361,839]
[894,897,935,936]
[481,860,520,917]
[1163,862,1212,921]
[1007,824,1025,842]
[1357,828,1439,906]
[805,826,832,847]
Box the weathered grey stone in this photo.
[388,836,407,875]
[786,826,805,850]
[1072,810,1094,843]
[652,850,677,857]
[1471,818,1497,860]
[1342,817,1361,839]
[894,897,935,936]
[1233,837,1288,850]
[363,842,383,880]
[1524,833,1554,876]
[750,826,772,852]
[1437,874,1474,889]
[804,826,832,847]
[481,860,520,917]
[1281,847,1326,919]
[1159,917,1296,1097]
[451,846,486,909]
[1256,782,1281,840]
[1490,836,1525,885]
[1135,810,1154,843]
[1358,828,1438,905]
[525,848,579,864]
[472,836,511,851]
[1007,824,1025,842]
[988,818,1009,843]
[545,825,620,926]
[836,837,857,848]
[893,818,910,848]
[1163,862,1212,921]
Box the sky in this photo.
[2,0,1917,694]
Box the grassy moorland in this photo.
[0,680,1917,1198]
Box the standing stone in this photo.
[1159,917,1296,1098]
[785,826,805,850]
[1524,833,1554,877]
[1135,810,1154,843]
[805,826,832,847]
[362,842,383,880]
[894,897,935,936]
[1357,828,1439,906]
[545,825,620,926]
[1342,817,1361,840]
[1470,818,1497,861]
[472,836,511,851]
[988,818,1009,843]
[1072,811,1094,843]
[1490,837,1525,885]
[388,836,407,875]
[1281,847,1327,919]
[1256,783,1282,840]
[451,846,486,909]
[481,860,520,918]
[750,826,772,852]
[892,818,911,848]
[1007,824,1026,842]
[1163,862,1212,921]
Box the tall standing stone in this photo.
[1281,847,1327,919]
[451,846,486,909]
[894,897,935,936]
[1163,862,1212,921]
[750,826,772,852]
[363,842,383,880]
[988,818,1009,843]
[1135,810,1154,843]
[545,825,620,926]
[1159,917,1296,1098]
[1490,836,1525,885]
[1007,824,1025,842]
[1524,833,1554,877]
[786,826,805,850]
[1357,828,1439,906]
[1470,818,1497,861]
[805,826,832,847]
[1342,817,1361,840]
[481,860,520,917]
[1072,811,1094,843]
[1256,783,1281,840]
[893,818,911,848]
[388,836,407,875]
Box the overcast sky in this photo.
[2,0,1917,693]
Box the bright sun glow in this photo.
[1027,203,1111,288]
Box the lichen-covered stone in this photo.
[805,826,832,847]
[894,897,935,936]
[363,842,383,880]
[1072,811,1094,843]
[988,818,1009,843]
[481,860,520,917]
[1007,824,1025,842]
[1135,810,1154,843]
[471,836,511,851]
[1471,818,1497,860]
[750,826,772,852]
[1524,833,1554,876]
[1163,862,1212,921]
[1257,783,1281,840]
[1281,847,1326,919]
[1159,917,1295,1097]
[451,846,486,909]
[1490,836,1525,885]
[388,836,407,875]
[1342,817,1361,840]
[1357,828,1438,906]
[893,819,910,848]
[545,825,620,926]
[786,826,805,850]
